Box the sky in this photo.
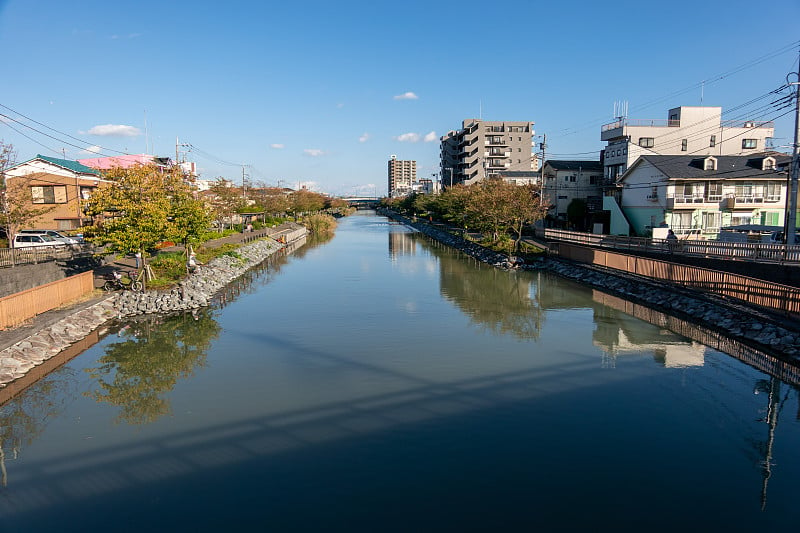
[1,0,798,196]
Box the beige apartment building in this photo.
[601,106,774,181]
[440,119,535,187]
[388,156,416,198]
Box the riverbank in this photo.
[0,224,308,390]
[381,208,800,361]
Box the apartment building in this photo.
[601,106,774,182]
[387,155,416,198]
[618,154,790,238]
[440,119,535,187]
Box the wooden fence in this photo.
[0,271,95,330]
[555,243,800,318]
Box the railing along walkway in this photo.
[0,244,95,269]
[535,228,800,263]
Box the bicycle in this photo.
[102,269,144,292]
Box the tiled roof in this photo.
[31,154,101,175]
[639,155,786,180]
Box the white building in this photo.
[601,106,774,182]
[617,154,791,238]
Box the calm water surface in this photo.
[1,211,799,531]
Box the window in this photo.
[707,182,723,201]
[742,139,757,149]
[702,212,721,230]
[763,212,779,226]
[766,182,780,202]
[31,185,67,204]
[589,176,598,185]
[672,212,693,230]
[681,139,687,151]
[710,135,716,148]
[639,137,654,148]
[704,157,716,171]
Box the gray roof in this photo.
[545,160,603,172]
[634,154,787,180]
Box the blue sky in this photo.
[1,0,798,196]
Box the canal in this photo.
[1,211,799,531]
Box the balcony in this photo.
[666,195,707,209]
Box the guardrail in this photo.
[534,228,800,263]
[0,243,95,268]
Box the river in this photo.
[1,211,799,531]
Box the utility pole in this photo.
[538,133,547,206]
[786,51,800,246]
[242,165,248,200]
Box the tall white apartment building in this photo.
[601,106,774,181]
[440,119,535,187]
[388,155,416,198]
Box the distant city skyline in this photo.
[0,0,798,196]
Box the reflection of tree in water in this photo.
[0,367,79,487]
[85,308,221,425]
[416,235,544,339]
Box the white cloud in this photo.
[395,132,420,143]
[359,133,370,143]
[423,131,437,143]
[393,92,418,100]
[82,145,102,154]
[304,149,325,157]
[270,143,285,149]
[85,124,141,137]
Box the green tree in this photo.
[288,189,326,219]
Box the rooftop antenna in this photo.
[701,80,705,104]
[479,100,482,120]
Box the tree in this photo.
[0,142,54,243]
[288,189,326,219]
[87,164,210,269]
[207,178,246,231]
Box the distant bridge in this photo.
[342,196,380,208]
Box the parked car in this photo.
[17,229,80,245]
[12,233,65,248]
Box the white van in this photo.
[17,229,79,245]
[12,234,65,248]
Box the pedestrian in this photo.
[134,251,141,269]
[666,229,678,253]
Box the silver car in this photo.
[17,229,79,245]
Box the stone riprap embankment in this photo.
[115,236,291,316]
[380,210,513,267]
[0,226,308,389]
[380,209,800,360]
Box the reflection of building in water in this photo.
[594,325,705,368]
[388,230,416,259]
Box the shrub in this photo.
[303,213,337,234]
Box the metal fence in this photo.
[0,243,95,268]
[554,242,800,317]
[535,228,800,263]
[0,271,95,329]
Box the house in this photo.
[615,154,792,238]
[3,154,104,231]
[541,160,604,229]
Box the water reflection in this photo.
[407,234,544,340]
[85,308,221,424]
[0,366,80,487]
